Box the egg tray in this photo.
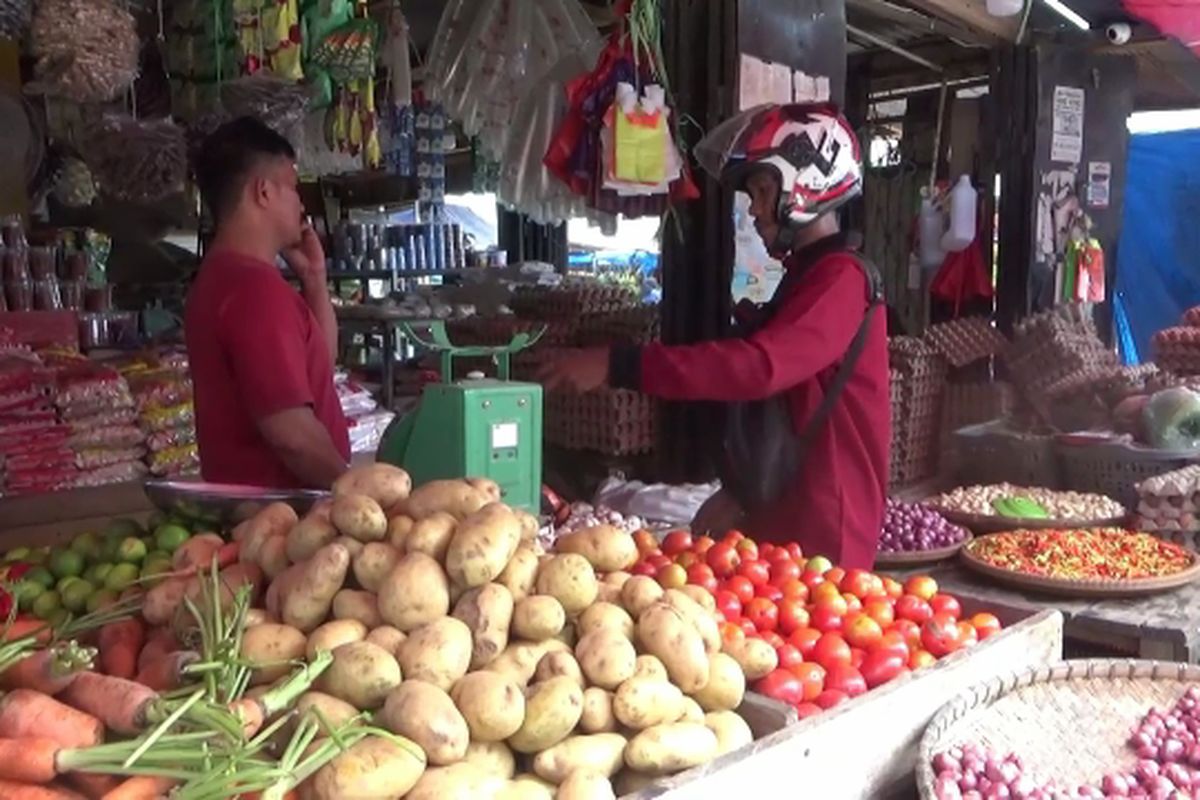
[444,317,577,348]
[544,388,659,456]
[941,382,1015,438]
[924,316,1010,368]
[509,285,641,321]
[575,307,661,347]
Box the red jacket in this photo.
[612,243,890,568]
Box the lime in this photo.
[86,589,118,614]
[48,549,84,579]
[154,523,191,554]
[84,563,113,586]
[23,547,49,565]
[25,566,55,589]
[116,537,147,564]
[31,590,61,620]
[56,575,82,594]
[70,532,103,562]
[104,518,144,540]
[46,608,69,628]
[4,546,30,563]
[145,511,167,530]
[104,563,140,593]
[12,580,44,611]
[60,580,94,614]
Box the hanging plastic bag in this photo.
[611,83,669,185]
[1070,236,1106,303]
[1145,388,1200,451]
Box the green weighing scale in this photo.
[376,321,544,512]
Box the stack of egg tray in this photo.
[924,316,1009,368]
[889,337,948,489]
[509,285,640,321]
[544,387,658,456]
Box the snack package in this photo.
[72,460,147,488]
[75,446,145,470]
[69,424,145,450]
[146,426,196,453]
[140,401,195,433]
[147,443,199,476]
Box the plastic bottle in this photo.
[986,0,1024,16]
[918,191,947,271]
[941,175,978,253]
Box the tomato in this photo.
[903,575,939,601]
[724,575,756,605]
[760,630,785,649]
[631,560,657,577]
[810,582,842,606]
[647,553,671,570]
[909,649,936,670]
[777,598,811,636]
[735,538,760,561]
[719,622,745,648]
[889,618,923,651]
[633,530,658,554]
[970,612,1003,640]
[723,529,746,543]
[767,547,793,566]
[843,594,863,615]
[744,598,779,633]
[675,551,698,569]
[686,563,719,594]
[714,590,742,621]
[756,583,784,603]
[754,669,805,705]
[839,568,876,599]
[707,543,741,579]
[738,618,758,636]
[894,594,934,625]
[789,627,822,657]
[800,569,826,590]
[843,613,884,650]
[814,689,849,710]
[876,630,911,661]
[811,632,852,671]
[860,650,906,689]
[825,663,867,697]
[656,563,687,589]
[881,576,904,599]
[929,593,963,619]
[692,535,716,556]
[775,643,805,672]
[849,647,864,669]
[661,530,694,557]
[806,556,834,574]
[795,701,823,719]
[810,607,844,633]
[759,543,776,560]
[737,559,770,587]
[824,567,846,586]
[863,598,895,627]
[770,559,802,586]
[779,579,809,602]
[956,621,979,648]
[786,543,805,562]
[814,593,849,619]
[920,612,964,658]
[788,661,826,701]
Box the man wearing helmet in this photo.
[540,104,889,569]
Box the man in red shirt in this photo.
[185,117,350,489]
[541,105,889,568]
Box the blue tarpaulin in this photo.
[1115,129,1200,363]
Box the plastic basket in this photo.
[1056,439,1200,510]
[950,421,1061,489]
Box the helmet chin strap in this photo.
[768,224,797,260]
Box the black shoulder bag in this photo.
[721,234,885,512]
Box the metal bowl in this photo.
[143,479,329,527]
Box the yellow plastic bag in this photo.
[613,106,668,185]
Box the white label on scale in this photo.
[491,422,519,449]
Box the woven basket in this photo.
[1057,440,1199,510]
[917,659,1200,799]
[949,421,1061,489]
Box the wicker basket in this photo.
[949,421,1061,489]
[1056,439,1199,510]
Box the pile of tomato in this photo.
[630,529,1003,718]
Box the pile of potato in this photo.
[230,465,766,800]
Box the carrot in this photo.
[0,779,86,799]
[0,737,61,783]
[66,772,122,800]
[216,541,240,569]
[135,629,178,674]
[1,618,52,644]
[0,690,103,749]
[97,619,144,679]
[0,643,96,695]
[99,776,176,800]
[58,673,159,736]
[134,651,199,692]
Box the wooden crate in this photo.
[628,609,1063,799]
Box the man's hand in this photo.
[283,225,327,287]
[537,348,610,393]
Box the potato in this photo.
[577,602,634,641]
[398,618,472,691]
[333,464,412,512]
[497,774,555,800]
[277,543,350,632]
[143,577,189,626]
[632,655,668,683]
[464,740,515,779]
[532,734,627,784]
[556,771,616,800]
[514,510,539,542]
[243,608,272,627]
[613,678,685,730]
[636,603,710,693]
[595,583,622,605]
[604,570,632,587]
[679,585,717,614]
[690,652,745,712]
[404,763,506,800]
[450,671,525,742]
[534,651,584,687]
[487,640,568,687]
[507,676,584,753]
[334,535,365,559]
[405,480,488,520]
[445,504,522,588]
[452,583,514,669]
[318,641,401,710]
[535,554,598,616]
[387,515,415,549]
[677,697,705,723]
[332,589,383,628]
[722,636,778,681]
[241,623,306,685]
[580,688,617,734]
[286,509,338,564]
[554,525,638,573]
[511,595,565,641]
[613,770,658,795]
[467,478,502,503]
[232,503,298,545]
[331,495,388,542]
[377,552,450,632]
[405,512,458,562]
[575,629,636,690]
[256,534,290,579]
[306,619,368,662]
[704,711,753,757]
[293,692,359,735]
[380,680,470,766]
[498,546,540,601]
[365,625,407,657]
[624,722,719,775]
[662,590,721,655]
[619,576,663,618]
[352,543,400,593]
[309,733,425,800]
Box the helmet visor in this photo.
[693,105,774,182]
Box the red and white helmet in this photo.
[696,103,863,229]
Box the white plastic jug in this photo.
[918,195,947,271]
[986,0,1024,16]
[941,175,978,253]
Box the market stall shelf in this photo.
[874,534,974,568]
[917,660,1200,799]
[628,609,1062,799]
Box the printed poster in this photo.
[1087,161,1111,209]
[1051,85,1085,164]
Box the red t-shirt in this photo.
[184,251,350,488]
[633,249,890,569]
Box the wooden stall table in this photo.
[883,562,1200,663]
[0,482,156,549]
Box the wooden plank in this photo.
[847,0,989,46]
[898,0,1020,42]
[629,609,1064,798]
[0,482,154,542]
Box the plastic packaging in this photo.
[1145,388,1200,450]
[941,175,978,253]
[147,443,199,476]
[140,402,194,433]
[918,193,947,271]
[69,424,144,450]
[75,446,145,470]
[146,427,196,453]
[72,460,146,488]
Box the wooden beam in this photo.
[846,0,991,47]
[894,0,1020,42]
